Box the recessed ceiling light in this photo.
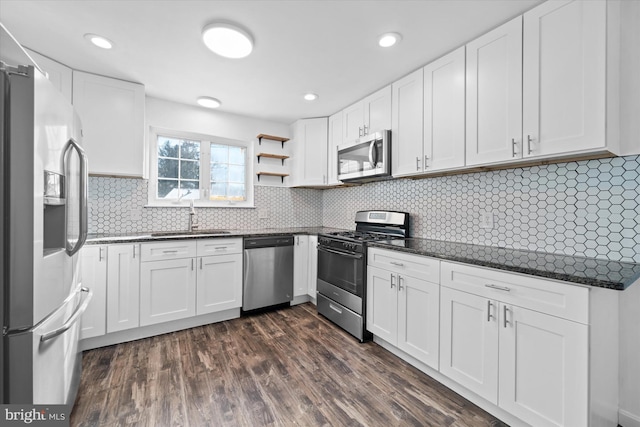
[378,32,402,48]
[197,96,221,109]
[202,22,254,59]
[304,93,318,101]
[84,33,113,49]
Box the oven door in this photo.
[317,245,364,297]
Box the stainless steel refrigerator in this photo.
[1,56,91,405]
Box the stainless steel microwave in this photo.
[337,130,391,182]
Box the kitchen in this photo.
[1,0,639,426]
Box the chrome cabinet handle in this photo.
[390,261,404,267]
[424,155,429,168]
[487,300,494,322]
[485,284,511,292]
[162,250,179,254]
[214,246,228,250]
[398,275,404,291]
[390,273,396,288]
[99,247,104,262]
[527,135,533,155]
[200,258,203,269]
[511,138,517,157]
[358,126,363,137]
[416,156,421,171]
[503,305,509,328]
[132,245,136,258]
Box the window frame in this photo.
[148,127,254,208]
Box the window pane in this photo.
[158,138,179,158]
[228,165,245,183]
[211,144,228,162]
[211,163,228,182]
[210,183,227,200]
[180,181,199,199]
[181,160,199,180]
[158,179,178,198]
[181,141,200,160]
[228,146,245,164]
[158,158,179,178]
[228,183,246,200]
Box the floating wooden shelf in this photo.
[257,153,289,165]
[257,134,289,148]
[256,172,289,183]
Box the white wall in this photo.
[145,96,292,187]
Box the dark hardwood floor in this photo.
[70,303,508,427]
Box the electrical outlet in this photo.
[258,209,269,220]
[480,211,494,229]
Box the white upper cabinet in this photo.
[466,16,523,166]
[327,112,343,186]
[72,71,145,177]
[291,117,329,187]
[392,68,424,177]
[522,0,607,158]
[25,49,72,103]
[343,85,392,144]
[424,46,466,171]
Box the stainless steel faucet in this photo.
[188,200,198,232]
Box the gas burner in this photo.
[324,230,403,243]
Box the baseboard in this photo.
[619,409,640,427]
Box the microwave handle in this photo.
[368,140,378,167]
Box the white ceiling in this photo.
[1,0,542,124]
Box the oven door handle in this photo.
[317,246,363,260]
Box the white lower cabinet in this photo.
[293,235,309,297]
[307,235,318,300]
[440,261,591,427]
[140,238,242,326]
[196,253,243,315]
[367,249,440,369]
[140,257,196,326]
[79,246,107,339]
[106,244,141,333]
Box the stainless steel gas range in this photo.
[316,210,410,342]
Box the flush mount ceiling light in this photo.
[84,33,113,49]
[304,93,318,101]
[197,96,222,109]
[378,32,402,48]
[202,22,254,59]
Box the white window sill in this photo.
[145,201,255,209]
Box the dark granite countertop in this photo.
[86,227,346,245]
[369,238,640,290]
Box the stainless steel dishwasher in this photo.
[242,235,294,312]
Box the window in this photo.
[149,127,253,207]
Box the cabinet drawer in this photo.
[368,248,440,284]
[141,240,197,262]
[197,238,242,256]
[441,261,588,324]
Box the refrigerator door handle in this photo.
[63,138,88,256]
[40,287,92,342]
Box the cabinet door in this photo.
[196,254,243,315]
[140,258,196,326]
[343,101,365,143]
[106,244,141,333]
[294,117,328,186]
[392,68,424,177]
[499,304,588,427]
[366,265,398,344]
[397,275,440,370]
[364,85,392,134]
[440,287,499,404]
[72,71,145,177]
[293,235,309,297]
[307,235,318,299]
[424,47,466,171]
[25,49,72,103]
[79,246,107,339]
[523,0,606,157]
[466,17,523,166]
[327,112,343,185]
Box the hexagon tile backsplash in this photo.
[90,155,640,263]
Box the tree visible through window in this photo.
[157,137,201,199]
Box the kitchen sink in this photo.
[151,229,231,237]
